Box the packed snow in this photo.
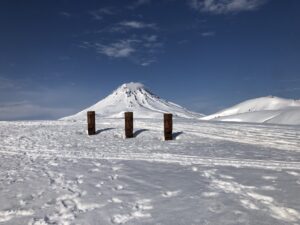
[201,96,300,125]
[62,82,203,120]
[0,118,300,224]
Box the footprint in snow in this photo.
[109,174,118,180]
[111,197,123,203]
[111,199,153,224]
[112,166,122,171]
[261,185,276,191]
[208,202,224,214]
[89,168,100,172]
[162,190,180,198]
[0,209,34,223]
[114,185,124,191]
[76,175,84,184]
[262,175,277,180]
[191,166,198,172]
[286,171,299,176]
[202,192,219,197]
[93,162,101,167]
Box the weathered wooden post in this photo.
[124,112,133,138]
[164,113,173,141]
[87,111,96,135]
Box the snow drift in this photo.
[201,96,300,125]
[62,82,203,120]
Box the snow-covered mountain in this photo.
[62,82,203,120]
[201,96,300,125]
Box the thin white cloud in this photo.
[201,31,215,37]
[189,0,268,14]
[140,59,156,66]
[80,19,162,66]
[128,0,151,9]
[59,11,72,18]
[89,7,115,20]
[105,21,157,34]
[81,36,163,66]
[119,21,156,29]
[95,40,138,58]
[143,35,158,42]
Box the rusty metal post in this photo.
[125,112,133,138]
[164,113,173,141]
[87,111,96,135]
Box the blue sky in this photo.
[0,0,300,120]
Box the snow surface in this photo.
[62,82,203,120]
[202,96,300,125]
[1,118,300,224]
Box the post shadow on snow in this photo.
[134,129,149,137]
[95,128,115,134]
[172,131,183,139]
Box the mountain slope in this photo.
[62,82,203,120]
[201,96,300,125]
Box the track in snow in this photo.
[1,148,300,171]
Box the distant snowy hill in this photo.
[62,82,203,120]
[201,96,300,125]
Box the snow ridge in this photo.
[201,96,300,125]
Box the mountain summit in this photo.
[62,82,203,120]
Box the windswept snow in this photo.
[0,119,300,224]
[202,96,300,125]
[62,82,203,120]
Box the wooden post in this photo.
[164,113,173,141]
[125,112,133,138]
[87,111,96,135]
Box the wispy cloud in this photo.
[59,11,72,18]
[96,39,138,58]
[89,7,115,20]
[201,31,215,37]
[143,35,158,42]
[100,21,157,34]
[140,59,156,66]
[81,35,163,66]
[119,20,156,29]
[80,16,161,66]
[128,0,151,9]
[189,0,268,14]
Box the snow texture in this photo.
[0,118,300,224]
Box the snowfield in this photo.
[0,118,300,225]
[201,96,300,125]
